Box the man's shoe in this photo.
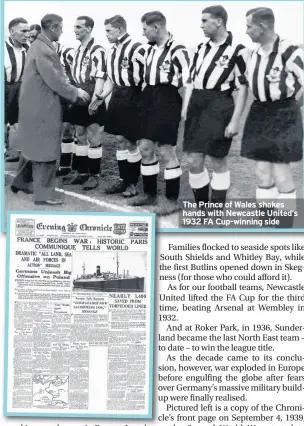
[11,185,33,195]
[105,179,127,194]
[34,199,63,206]
[62,170,77,183]
[122,184,138,198]
[127,194,157,207]
[122,190,138,198]
[5,155,20,163]
[63,173,88,185]
[153,199,180,216]
[56,166,71,177]
[83,176,99,190]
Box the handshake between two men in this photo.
[75,89,105,116]
[76,88,91,105]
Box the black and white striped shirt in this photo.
[189,32,247,91]
[4,37,27,83]
[51,42,75,84]
[106,33,146,87]
[71,38,106,86]
[61,47,75,84]
[247,36,304,102]
[144,33,190,88]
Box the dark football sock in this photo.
[127,148,142,185]
[141,161,159,196]
[59,138,74,168]
[189,169,210,204]
[164,165,182,200]
[116,150,129,182]
[88,145,102,175]
[77,145,89,175]
[71,138,79,171]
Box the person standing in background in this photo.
[10,23,41,192]
[241,7,303,227]
[13,13,90,205]
[28,24,41,43]
[5,17,29,163]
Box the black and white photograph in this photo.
[3,1,303,230]
[72,251,147,292]
[5,211,154,418]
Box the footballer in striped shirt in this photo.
[182,5,249,209]
[28,24,41,44]
[98,15,145,198]
[128,11,190,216]
[56,45,78,178]
[5,17,30,162]
[62,16,107,191]
[241,7,303,228]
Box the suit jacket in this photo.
[18,34,78,162]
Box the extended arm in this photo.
[36,53,78,103]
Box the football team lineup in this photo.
[4,2,303,229]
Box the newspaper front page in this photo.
[4,211,155,418]
[2,231,304,426]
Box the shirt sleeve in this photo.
[285,46,304,87]
[234,46,250,89]
[134,44,147,65]
[103,49,112,83]
[132,43,146,87]
[172,46,190,87]
[90,47,107,79]
[61,48,74,83]
[188,45,201,84]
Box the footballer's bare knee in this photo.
[138,139,155,163]
[160,146,179,169]
[211,156,228,174]
[272,163,295,192]
[187,152,205,174]
[255,161,273,187]
[115,135,127,150]
[75,126,87,145]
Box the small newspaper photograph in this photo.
[4,211,155,419]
